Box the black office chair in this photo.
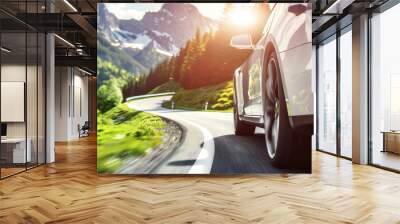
[79,121,90,138]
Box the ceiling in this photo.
[311,0,391,43]
[0,0,396,74]
[0,0,97,74]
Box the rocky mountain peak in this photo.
[98,3,217,71]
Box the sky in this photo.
[105,3,226,21]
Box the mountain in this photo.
[119,3,216,54]
[97,33,147,75]
[131,41,171,69]
[98,4,120,45]
[98,3,217,55]
[97,3,217,77]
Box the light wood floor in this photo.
[0,135,400,223]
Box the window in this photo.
[371,3,400,171]
[317,35,337,154]
[339,27,352,158]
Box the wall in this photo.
[54,67,89,141]
[1,63,46,166]
[1,64,43,139]
[1,65,25,138]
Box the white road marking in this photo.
[149,115,215,174]
[183,119,215,174]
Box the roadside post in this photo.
[205,101,208,111]
[171,101,175,110]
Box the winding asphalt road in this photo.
[128,95,304,174]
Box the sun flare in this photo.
[229,7,256,27]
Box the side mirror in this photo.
[230,34,253,50]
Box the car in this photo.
[230,3,313,169]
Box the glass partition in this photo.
[1,31,28,177]
[317,35,337,154]
[0,1,46,179]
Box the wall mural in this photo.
[97,3,313,174]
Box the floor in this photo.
[373,150,400,171]
[0,136,400,223]
[0,167,25,178]
[1,163,43,179]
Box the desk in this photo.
[382,131,400,154]
[1,138,31,163]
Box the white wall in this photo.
[1,63,46,164]
[54,67,89,141]
[55,67,70,141]
[1,65,26,139]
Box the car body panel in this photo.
[233,3,313,130]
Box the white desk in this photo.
[1,138,31,163]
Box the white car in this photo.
[230,3,313,168]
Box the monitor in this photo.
[1,123,7,137]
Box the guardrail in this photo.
[125,92,175,102]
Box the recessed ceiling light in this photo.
[78,67,93,76]
[1,47,11,53]
[323,0,355,15]
[63,0,78,12]
[54,34,75,48]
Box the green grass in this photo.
[97,104,165,173]
[162,81,234,112]
[148,81,183,94]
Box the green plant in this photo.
[97,104,165,173]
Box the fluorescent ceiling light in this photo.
[54,34,75,48]
[1,47,11,53]
[78,67,93,76]
[63,0,78,12]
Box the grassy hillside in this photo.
[162,81,234,111]
[97,104,165,173]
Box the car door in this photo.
[243,3,277,116]
[243,46,263,116]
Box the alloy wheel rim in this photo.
[265,59,279,159]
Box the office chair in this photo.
[79,121,90,138]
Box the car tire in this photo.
[233,96,255,136]
[263,51,310,170]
